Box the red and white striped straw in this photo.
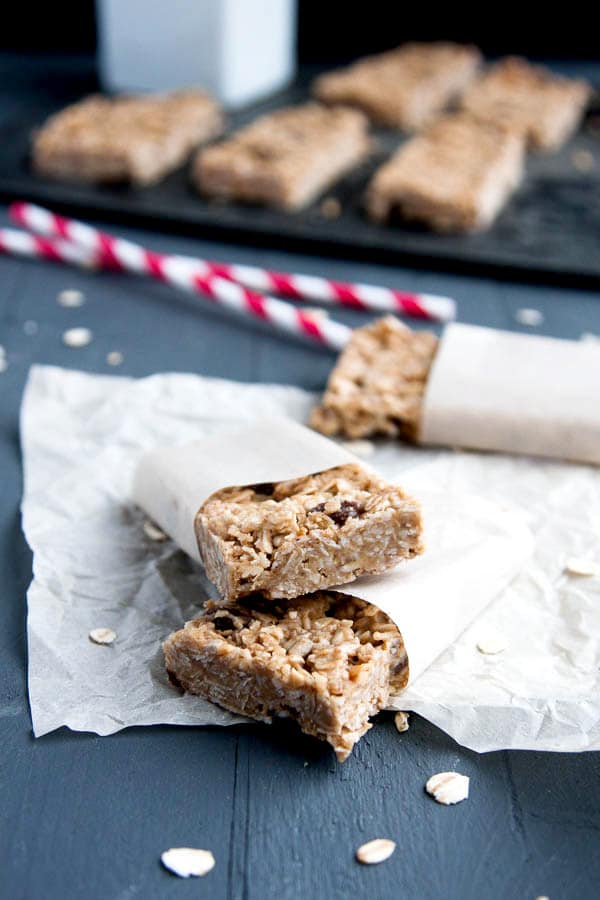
[0,226,94,268]
[10,201,456,323]
[1,221,351,351]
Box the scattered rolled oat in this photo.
[320,196,342,219]
[89,627,117,645]
[564,556,600,577]
[515,308,544,327]
[63,327,93,348]
[161,847,215,878]
[571,148,594,173]
[106,351,124,367]
[143,519,168,542]
[58,288,85,308]
[356,838,396,865]
[394,711,410,733]
[476,632,506,655]
[426,771,470,805]
[0,358,7,374]
[341,439,376,459]
[23,320,39,336]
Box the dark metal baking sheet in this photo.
[0,78,599,285]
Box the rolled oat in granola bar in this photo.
[197,463,422,601]
[164,592,408,761]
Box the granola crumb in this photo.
[515,308,544,327]
[320,196,342,219]
[106,350,124,366]
[63,327,93,348]
[426,772,469,805]
[571,149,594,172]
[476,632,506,655]
[58,288,85,308]
[143,519,168,542]
[89,627,117,645]
[356,838,396,865]
[394,711,410,733]
[564,556,600,576]
[161,847,215,878]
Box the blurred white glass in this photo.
[96,0,297,107]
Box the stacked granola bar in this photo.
[164,461,423,760]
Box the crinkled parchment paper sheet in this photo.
[21,366,600,752]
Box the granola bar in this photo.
[32,90,223,185]
[196,463,423,601]
[164,592,409,761]
[366,113,525,232]
[313,42,481,130]
[310,317,438,441]
[460,57,591,151]
[193,102,370,210]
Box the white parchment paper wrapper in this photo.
[421,323,600,465]
[132,419,532,683]
[21,365,600,752]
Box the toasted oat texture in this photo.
[193,102,371,210]
[310,316,438,441]
[313,42,481,131]
[366,113,525,233]
[33,90,223,185]
[460,57,591,151]
[164,592,409,761]
[196,462,423,601]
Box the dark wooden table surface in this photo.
[2,54,600,900]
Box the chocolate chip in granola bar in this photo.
[212,614,238,632]
[329,501,361,526]
[251,482,275,496]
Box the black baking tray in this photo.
[1,76,599,286]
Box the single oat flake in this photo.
[476,632,506,655]
[89,627,117,645]
[515,308,544,327]
[426,772,470,805]
[58,288,85,308]
[356,838,396,865]
[161,847,215,878]
[143,520,168,542]
[564,557,600,577]
[394,711,410,732]
[63,327,93,348]
[106,351,124,367]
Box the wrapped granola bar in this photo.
[311,318,600,465]
[133,419,422,602]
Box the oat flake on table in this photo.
[89,628,117,645]
[161,847,215,878]
[426,772,470,805]
[62,327,93,348]
[57,288,85,308]
[356,839,396,865]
